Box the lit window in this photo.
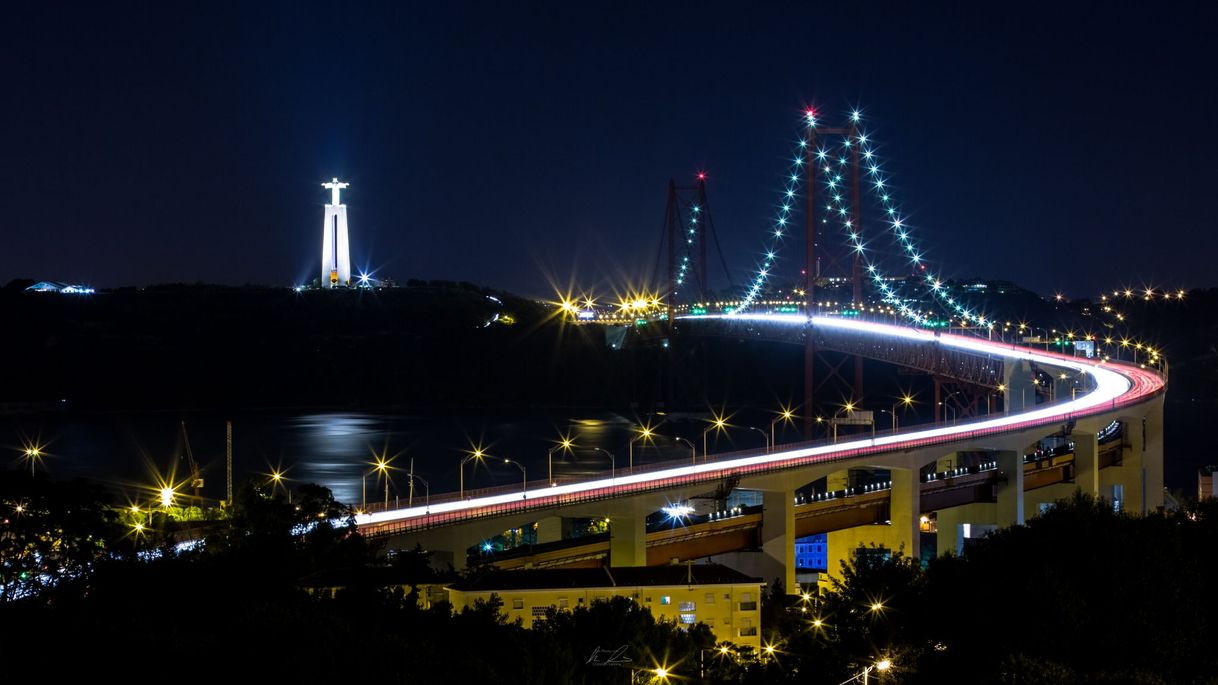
[679,614,697,625]
[679,601,696,612]
[660,596,671,605]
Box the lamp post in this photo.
[362,457,391,512]
[548,437,574,486]
[703,417,728,459]
[404,473,430,512]
[831,403,857,443]
[745,426,768,449]
[770,409,796,450]
[940,391,964,425]
[876,409,896,433]
[591,447,615,480]
[629,426,655,474]
[23,446,43,477]
[673,436,696,464]
[860,659,892,685]
[459,450,486,499]
[940,403,957,425]
[503,458,527,499]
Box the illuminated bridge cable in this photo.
[731,112,817,313]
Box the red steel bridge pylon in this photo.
[803,114,866,438]
[661,173,731,324]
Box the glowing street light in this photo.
[703,414,729,458]
[22,444,45,477]
[629,425,655,474]
[159,485,176,509]
[363,456,392,511]
[547,436,574,486]
[460,449,487,499]
[859,658,893,684]
[770,407,797,450]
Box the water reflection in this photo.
[0,409,729,507]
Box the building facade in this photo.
[446,564,764,649]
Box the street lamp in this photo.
[548,436,574,486]
[362,457,391,512]
[703,416,729,459]
[770,408,796,450]
[673,436,696,464]
[940,391,964,425]
[629,425,655,474]
[459,449,487,499]
[22,445,44,477]
[503,458,527,499]
[268,468,293,503]
[404,473,430,513]
[745,426,769,449]
[939,403,958,426]
[876,409,896,433]
[834,658,893,685]
[591,447,616,480]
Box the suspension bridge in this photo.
[354,108,1167,596]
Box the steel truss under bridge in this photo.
[676,316,1004,388]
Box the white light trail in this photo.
[358,315,1157,528]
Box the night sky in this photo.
[5,2,1215,298]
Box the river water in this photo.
[1,408,791,507]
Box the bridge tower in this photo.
[663,173,727,324]
[802,113,867,436]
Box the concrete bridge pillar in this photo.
[761,489,797,594]
[1142,403,1166,512]
[609,515,647,567]
[534,516,569,545]
[996,450,1024,526]
[826,470,850,494]
[1114,403,1166,514]
[1071,430,1100,497]
[890,467,920,561]
[934,502,998,557]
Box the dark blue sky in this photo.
[4,2,1215,298]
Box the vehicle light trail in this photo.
[357,315,1164,533]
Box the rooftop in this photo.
[449,563,762,592]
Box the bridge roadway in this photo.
[482,445,1114,571]
[357,316,1165,591]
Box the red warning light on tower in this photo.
[697,171,707,181]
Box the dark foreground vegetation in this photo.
[2,467,1217,684]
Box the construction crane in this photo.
[180,421,204,500]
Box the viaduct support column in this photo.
[535,516,569,545]
[890,468,920,560]
[826,470,850,495]
[1071,431,1100,498]
[996,450,1024,527]
[1141,403,1166,513]
[761,489,797,595]
[609,516,647,567]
